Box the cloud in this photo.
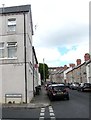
[35,38,89,67]
[32,0,89,67]
[0,0,89,67]
[33,23,88,48]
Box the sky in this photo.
[0,0,90,67]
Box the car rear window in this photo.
[52,86,65,91]
[85,83,91,87]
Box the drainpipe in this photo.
[23,12,27,103]
[32,47,35,97]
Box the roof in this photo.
[66,62,86,74]
[74,62,86,69]
[32,46,38,64]
[0,5,31,14]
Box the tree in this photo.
[39,63,49,83]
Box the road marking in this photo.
[49,108,53,110]
[41,108,45,112]
[50,112,55,116]
[50,117,56,120]
[41,109,45,112]
[41,108,45,113]
[39,116,44,120]
[40,112,45,116]
[49,106,55,119]
[49,109,54,112]
[41,108,45,110]
[39,107,45,119]
[39,106,56,120]
[49,106,52,109]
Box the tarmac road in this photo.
[1,86,91,120]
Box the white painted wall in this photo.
[86,64,90,83]
[0,10,34,103]
[64,67,72,80]
[0,66,2,103]
[2,64,25,103]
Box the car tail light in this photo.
[63,89,67,92]
[52,90,57,95]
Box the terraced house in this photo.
[0,5,39,103]
[49,53,91,84]
[66,53,91,84]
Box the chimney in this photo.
[69,63,75,68]
[56,66,64,71]
[64,65,68,70]
[84,53,90,61]
[76,59,81,66]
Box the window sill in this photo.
[0,57,17,60]
[7,31,16,35]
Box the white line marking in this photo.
[41,108,45,110]
[49,109,54,112]
[40,112,45,116]
[39,117,44,120]
[50,112,55,116]
[51,117,56,120]
[41,109,45,112]
[49,106,52,109]
[49,107,53,110]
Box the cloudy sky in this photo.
[0,0,90,67]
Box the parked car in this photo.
[45,81,52,90]
[47,84,69,101]
[65,83,71,88]
[45,81,58,91]
[77,83,91,92]
[70,83,79,90]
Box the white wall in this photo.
[2,64,25,103]
[0,12,33,103]
[86,64,90,83]
[0,66,2,103]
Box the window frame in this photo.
[0,42,5,58]
[7,42,17,58]
[7,18,16,32]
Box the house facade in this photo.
[49,53,91,84]
[86,59,91,83]
[48,67,64,83]
[66,53,91,84]
[0,5,36,103]
[32,46,40,95]
[64,64,75,83]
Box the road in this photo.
[2,89,91,120]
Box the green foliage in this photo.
[39,63,49,81]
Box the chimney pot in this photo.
[84,53,90,61]
[69,64,75,68]
[76,59,81,66]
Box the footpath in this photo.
[2,85,51,109]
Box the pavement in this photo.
[2,85,51,109]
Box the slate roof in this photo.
[0,5,31,14]
[0,5,33,35]
[32,46,38,64]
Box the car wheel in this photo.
[50,96,54,101]
[66,95,69,100]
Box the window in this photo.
[7,42,17,58]
[0,42,4,58]
[8,18,16,32]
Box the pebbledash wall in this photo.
[0,5,35,103]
